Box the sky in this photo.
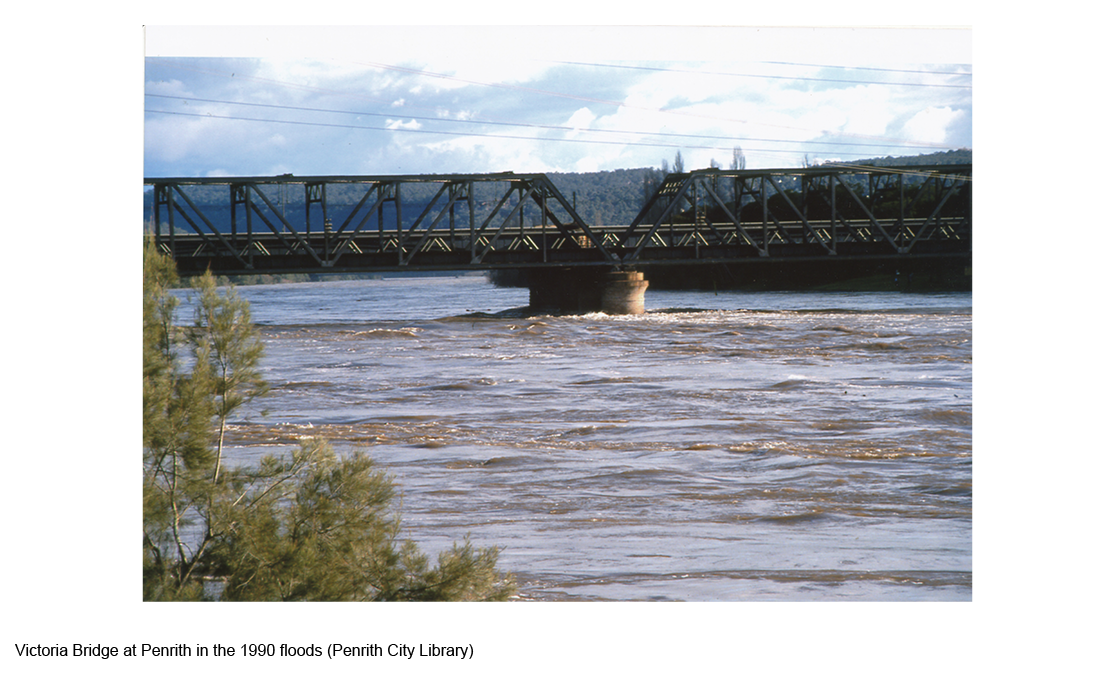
[144,26,972,178]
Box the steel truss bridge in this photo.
[145,164,971,277]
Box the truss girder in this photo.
[616,164,970,263]
[148,173,622,274]
[146,165,969,275]
[155,184,252,268]
[327,183,394,263]
[617,173,700,260]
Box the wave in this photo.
[417,378,499,392]
[275,381,334,390]
[754,510,830,525]
[809,324,860,334]
[769,377,813,390]
[916,483,972,498]
[649,307,722,315]
[436,306,536,321]
[917,408,972,426]
[351,327,422,339]
[462,455,537,468]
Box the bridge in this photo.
[145,163,971,313]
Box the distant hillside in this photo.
[835,149,972,167]
[547,168,649,228]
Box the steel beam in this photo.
[144,166,970,276]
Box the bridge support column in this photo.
[525,268,649,315]
[600,270,648,315]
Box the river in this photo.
[174,273,972,601]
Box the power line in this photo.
[145,108,729,151]
[758,61,971,77]
[145,93,949,152]
[151,59,963,153]
[358,60,963,149]
[146,108,936,159]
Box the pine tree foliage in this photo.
[187,272,268,481]
[142,238,515,601]
[213,439,516,601]
[143,238,219,599]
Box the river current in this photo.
[174,274,972,601]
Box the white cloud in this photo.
[901,106,963,144]
[255,58,393,94]
[574,156,601,173]
[145,78,192,97]
[564,107,596,140]
[143,27,971,176]
[145,114,224,163]
[386,119,421,131]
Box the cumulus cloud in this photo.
[901,106,963,144]
[144,27,971,176]
[145,78,192,97]
[565,107,596,138]
[386,119,421,131]
[575,156,601,173]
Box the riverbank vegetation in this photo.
[142,238,516,600]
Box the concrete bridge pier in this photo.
[525,268,649,315]
[600,270,649,315]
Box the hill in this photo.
[835,148,972,167]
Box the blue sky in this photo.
[144,26,971,177]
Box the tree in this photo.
[187,273,268,482]
[143,238,219,600]
[731,146,746,171]
[730,146,747,210]
[142,239,515,601]
[708,158,722,203]
[642,167,661,203]
[213,439,515,601]
[672,150,685,174]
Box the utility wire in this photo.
[759,60,971,77]
[151,59,964,152]
[147,108,939,159]
[145,93,950,152]
[358,60,963,149]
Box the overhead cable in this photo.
[147,108,956,160]
[145,93,951,152]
